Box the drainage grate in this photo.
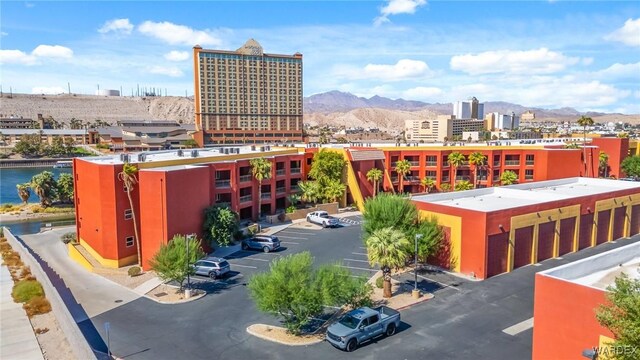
[114,299,123,303]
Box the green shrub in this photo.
[12,280,44,303]
[61,232,77,244]
[127,266,141,277]
[375,276,384,289]
[285,205,296,214]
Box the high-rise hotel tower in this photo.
[193,39,303,145]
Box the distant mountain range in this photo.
[303,90,615,118]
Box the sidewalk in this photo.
[0,265,43,360]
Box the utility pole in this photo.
[413,234,423,298]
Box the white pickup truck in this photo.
[306,211,339,228]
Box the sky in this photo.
[1,0,639,113]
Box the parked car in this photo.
[306,211,339,228]
[193,257,230,279]
[241,235,281,253]
[326,306,401,352]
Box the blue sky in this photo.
[1,1,639,113]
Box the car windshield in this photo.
[338,315,360,329]
[320,214,329,218]
[218,261,229,267]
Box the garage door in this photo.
[596,210,611,245]
[514,226,534,269]
[487,232,509,278]
[537,221,555,262]
[612,207,626,241]
[558,218,576,256]
[578,213,594,250]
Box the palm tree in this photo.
[366,168,383,197]
[439,183,451,193]
[454,180,473,191]
[599,151,609,178]
[365,227,410,298]
[30,171,56,207]
[298,181,321,204]
[500,170,518,186]
[447,152,466,189]
[16,183,31,205]
[468,152,486,188]
[324,180,346,203]
[118,162,142,267]
[577,116,594,176]
[420,177,435,193]
[250,158,273,219]
[394,159,411,193]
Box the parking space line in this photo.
[280,241,299,245]
[351,252,368,256]
[277,235,308,240]
[279,231,315,236]
[339,265,377,272]
[343,258,369,263]
[502,318,534,336]
[229,264,258,269]
[359,247,367,250]
[417,274,461,292]
[228,257,269,262]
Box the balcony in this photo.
[276,169,286,176]
[493,161,501,167]
[290,185,299,191]
[276,187,286,194]
[425,161,437,167]
[391,176,399,182]
[409,161,419,166]
[261,192,272,199]
[215,180,231,188]
[406,176,421,182]
[526,160,534,166]
[504,160,520,166]
[525,175,534,180]
[239,174,252,183]
[239,195,252,203]
[290,168,302,174]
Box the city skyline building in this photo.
[192,39,304,146]
[453,97,484,120]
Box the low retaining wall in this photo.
[3,227,96,360]
[265,202,340,223]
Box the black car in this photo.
[241,235,281,253]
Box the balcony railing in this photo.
[391,176,399,182]
[276,169,286,176]
[239,195,252,203]
[441,177,450,183]
[425,161,437,167]
[409,161,419,166]
[455,175,468,181]
[526,161,534,166]
[290,168,301,174]
[276,187,286,194]
[239,174,252,182]
[504,160,520,166]
[215,180,231,188]
[493,161,500,167]
[406,176,421,182]
[290,185,299,191]
[261,192,271,199]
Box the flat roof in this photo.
[0,129,88,135]
[539,241,640,291]
[412,177,640,212]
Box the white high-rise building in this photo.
[453,97,484,120]
[489,112,520,130]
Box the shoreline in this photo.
[0,211,76,225]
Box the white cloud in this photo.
[148,65,184,77]
[450,48,580,75]
[375,0,426,26]
[164,50,190,62]
[98,18,133,35]
[32,45,73,58]
[364,59,432,81]
[31,86,66,94]
[0,50,36,65]
[138,21,220,46]
[604,18,640,47]
[594,62,640,80]
[402,86,443,100]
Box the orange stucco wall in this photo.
[533,275,612,360]
[591,137,629,178]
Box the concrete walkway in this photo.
[0,265,44,360]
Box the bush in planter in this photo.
[285,205,296,214]
[375,276,384,289]
[128,266,142,277]
[12,280,44,303]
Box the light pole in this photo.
[414,234,423,297]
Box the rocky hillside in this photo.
[305,108,441,135]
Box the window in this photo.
[525,169,534,180]
[125,236,134,247]
[124,209,133,220]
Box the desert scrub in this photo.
[375,276,384,289]
[12,280,44,303]
[0,204,23,214]
[61,232,77,244]
[23,296,52,317]
[128,266,141,277]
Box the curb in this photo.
[143,291,206,305]
[246,324,324,346]
[394,293,435,311]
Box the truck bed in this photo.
[373,306,400,320]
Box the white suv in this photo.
[306,211,339,228]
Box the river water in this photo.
[0,167,72,204]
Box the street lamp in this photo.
[414,234,423,296]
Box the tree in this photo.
[14,133,43,157]
[500,170,518,185]
[405,217,444,263]
[118,162,141,266]
[366,227,411,298]
[56,173,74,203]
[184,139,198,148]
[439,183,451,193]
[394,159,411,193]
[250,158,273,218]
[621,155,640,179]
[599,151,610,178]
[577,116,594,176]
[248,252,371,335]
[447,152,466,189]
[421,177,435,193]
[30,171,57,207]
[362,193,418,241]
[298,180,322,204]
[366,168,383,197]
[324,179,346,203]
[16,183,31,205]
[308,149,346,183]
[203,205,238,246]
[149,235,205,291]
[564,142,580,149]
[454,180,473,191]
[48,137,65,157]
[468,152,486,188]
[595,272,640,360]
[63,137,75,155]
